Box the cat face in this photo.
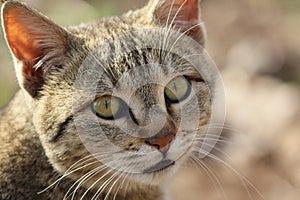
[72,43,212,183]
[2,0,224,194]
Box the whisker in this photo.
[190,154,228,200]
[65,155,121,200]
[122,170,132,200]
[78,158,128,200]
[38,154,96,194]
[93,160,136,200]
[113,166,133,200]
[194,149,266,200]
[160,0,176,56]
[66,164,107,200]
[167,22,204,58]
[104,165,133,200]
[193,143,231,159]
[91,169,116,200]
[161,0,188,63]
[194,137,234,145]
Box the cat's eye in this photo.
[164,76,191,103]
[92,95,124,120]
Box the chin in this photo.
[129,155,187,186]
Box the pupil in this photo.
[104,100,109,110]
[173,83,177,92]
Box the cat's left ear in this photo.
[1,1,78,97]
[147,0,205,45]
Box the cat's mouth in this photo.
[143,159,175,173]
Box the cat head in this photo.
[2,0,223,195]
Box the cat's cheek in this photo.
[37,129,86,173]
[29,99,89,175]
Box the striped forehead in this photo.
[83,41,198,96]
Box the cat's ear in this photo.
[147,0,205,45]
[1,1,75,97]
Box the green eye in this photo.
[92,95,123,120]
[165,76,191,103]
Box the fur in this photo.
[0,0,214,199]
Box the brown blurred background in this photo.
[1,0,300,199]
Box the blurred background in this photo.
[1,0,300,199]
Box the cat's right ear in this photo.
[1,1,76,97]
[146,0,205,45]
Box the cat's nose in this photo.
[145,132,175,152]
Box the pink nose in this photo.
[145,132,175,152]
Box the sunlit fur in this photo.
[0,0,219,200]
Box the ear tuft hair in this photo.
[1,1,73,97]
[147,0,205,45]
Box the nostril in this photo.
[145,133,175,151]
[145,139,152,146]
[145,138,161,150]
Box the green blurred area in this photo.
[277,0,300,12]
[0,0,300,108]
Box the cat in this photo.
[0,0,224,199]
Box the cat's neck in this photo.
[0,90,164,200]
